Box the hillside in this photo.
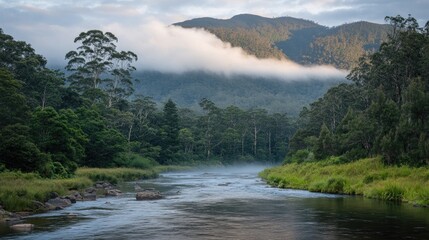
[134,71,343,116]
[175,14,391,69]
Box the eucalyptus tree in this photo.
[106,51,137,107]
[65,30,137,107]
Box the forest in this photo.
[287,15,429,166]
[0,29,293,178]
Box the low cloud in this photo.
[106,21,347,81]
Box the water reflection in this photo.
[1,165,429,239]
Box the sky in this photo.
[0,0,427,80]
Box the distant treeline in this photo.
[134,71,341,116]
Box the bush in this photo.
[285,149,314,164]
[113,152,158,169]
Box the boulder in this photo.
[44,203,58,211]
[10,223,34,232]
[136,190,163,201]
[85,187,96,194]
[0,209,15,222]
[31,200,47,211]
[46,198,72,209]
[106,189,122,196]
[68,191,83,202]
[83,193,96,201]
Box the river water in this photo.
[2,165,429,239]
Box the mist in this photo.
[106,20,347,81]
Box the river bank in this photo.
[0,166,187,216]
[259,157,429,206]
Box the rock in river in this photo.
[10,223,34,232]
[46,197,72,210]
[136,190,163,201]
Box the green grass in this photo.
[75,167,159,184]
[0,165,190,213]
[259,157,429,206]
[0,172,92,212]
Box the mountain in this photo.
[175,14,391,69]
[134,71,342,116]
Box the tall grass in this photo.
[0,172,92,212]
[0,165,191,213]
[75,168,159,184]
[259,157,429,206]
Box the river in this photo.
[2,165,429,239]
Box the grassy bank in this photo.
[0,165,189,213]
[0,172,92,212]
[259,157,429,206]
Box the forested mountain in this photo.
[134,71,342,116]
[175,14,391,69]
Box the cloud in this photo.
[105,21,346,81]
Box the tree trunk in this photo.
[254,125,257,156]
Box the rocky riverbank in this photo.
[0,181,122,229]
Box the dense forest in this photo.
[175,14,391,69]
[1,14,428,181]
[0,29,294,178]
[287,15,429,166]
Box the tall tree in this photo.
[159,99,180,164]
[65,30,137,107]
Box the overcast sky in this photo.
[0,0,427,80]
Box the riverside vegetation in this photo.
[0,164,187,213]
[260,157,429,205]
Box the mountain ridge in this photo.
[174,14,391,69]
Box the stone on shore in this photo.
[46,198,72,210]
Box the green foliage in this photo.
[65,30,137,107]
[0,124,49,173]
[0,68,29,127]
[76,167,159,183]
[113,152,158,169]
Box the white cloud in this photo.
[106,21,347,81]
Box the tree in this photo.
[75,107,127,167]
[0,124,48,173]
[65,30,137,107]
[31,107,87,175]
[159,99,180,164]
[65,30,118,91]
[199,98,221,159]
[106,51,137,107]
[0,68,29,128]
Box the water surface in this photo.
[2,165,429,239]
